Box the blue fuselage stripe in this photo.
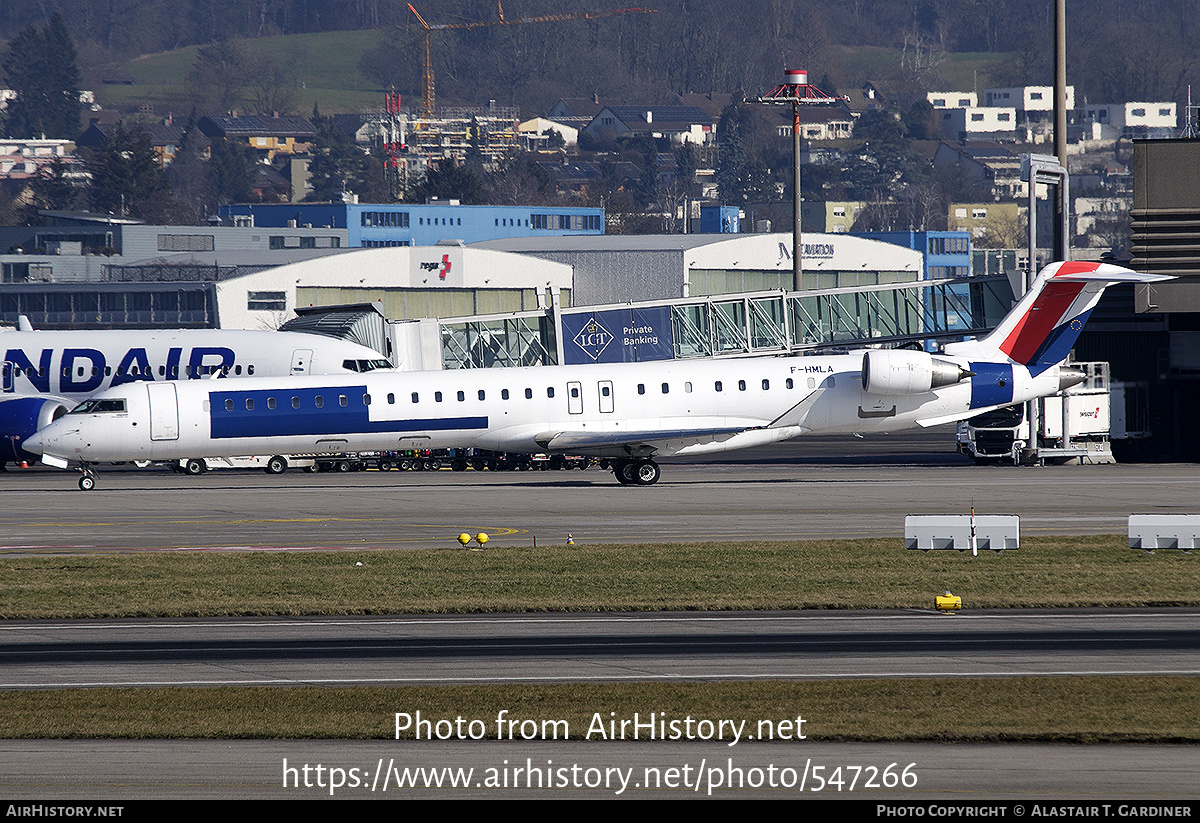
[209,387,488,439]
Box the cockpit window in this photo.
[71,398,127,414]
[342,359,393,373]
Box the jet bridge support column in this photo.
[1019,153,1071,465]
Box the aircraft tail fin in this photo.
[944,260,1170,374]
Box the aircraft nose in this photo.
[21,430,47,454]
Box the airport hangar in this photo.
[1,229,997,376]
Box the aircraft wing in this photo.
[534,425,752,456]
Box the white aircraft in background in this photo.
[24,261,1168,489]
[1,319,391,469]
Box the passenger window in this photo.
[715,381,722,392]
[339,395,348,406]
[524,388,532,399]
[292,397,300,409]
[685,382,692,393]
[570,387,579,398]
[786,378,794,389]
[158,366,165,376]
[738,380,746,391]
[388,393,395,404]
[547,387,555,398]
[235,365,242,375]
[661,383,669,394]
[807,377,816,389]
[225,399,234,411]
[412,392,419,403]
[638,384,645,395]
[267,397,276,410]
[245,398,254,410]
[363,394,371,405]
[315,396,324,408]
[457,391,465,402]
[478,390,486,401]
[602,386,610,396]
[248,365,255,375]
[502,389,509,400]
[762,379,770,390]
[435,392,443,402]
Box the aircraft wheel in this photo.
[632,460,660,486]
[265,456,287,475]
[78,473,95,491]
[184,459,205,475]
[614,460,635,485]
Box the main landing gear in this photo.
[78,465,97,491]
[612,458,660,486]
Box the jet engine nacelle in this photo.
[861,349,971,395]
[0,396,70,462]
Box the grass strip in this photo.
[1,536,1196,619]
[0,677,1195,742]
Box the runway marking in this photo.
[1,611,1194,632]
[6,669,1200,689]
[0,526,526,554]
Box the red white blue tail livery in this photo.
[946,260,1168,374]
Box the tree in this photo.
[845,110,929,201]
[208,137,257,205]
[715,104,775,205]
[2,13,81,139]
[407,162,484,205]
[86,126,163,217]
[305,114,382,202]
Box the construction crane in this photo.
[407,2,656,119]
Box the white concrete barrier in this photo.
[1128,514,1200,551]
[905,515,1020,552]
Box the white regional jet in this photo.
[1,320,392,469]
[24,261,1167,490]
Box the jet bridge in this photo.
[423,275,1014,371]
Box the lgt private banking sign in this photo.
[562,308,674,364]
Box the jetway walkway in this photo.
[434,275,1014,371]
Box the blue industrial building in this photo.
[219,202,604,247]
[856,231,974,336]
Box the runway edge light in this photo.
[936,591,962,613]
[458,533,471,546]
[475,532,489,546]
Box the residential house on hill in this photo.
[583,106,714,144]
[197,115,316,161]
[933,141,1024,200]
[76,119,186,167]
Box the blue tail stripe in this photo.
[1022,309,1092,376]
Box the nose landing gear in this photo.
[78,466,97,491]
